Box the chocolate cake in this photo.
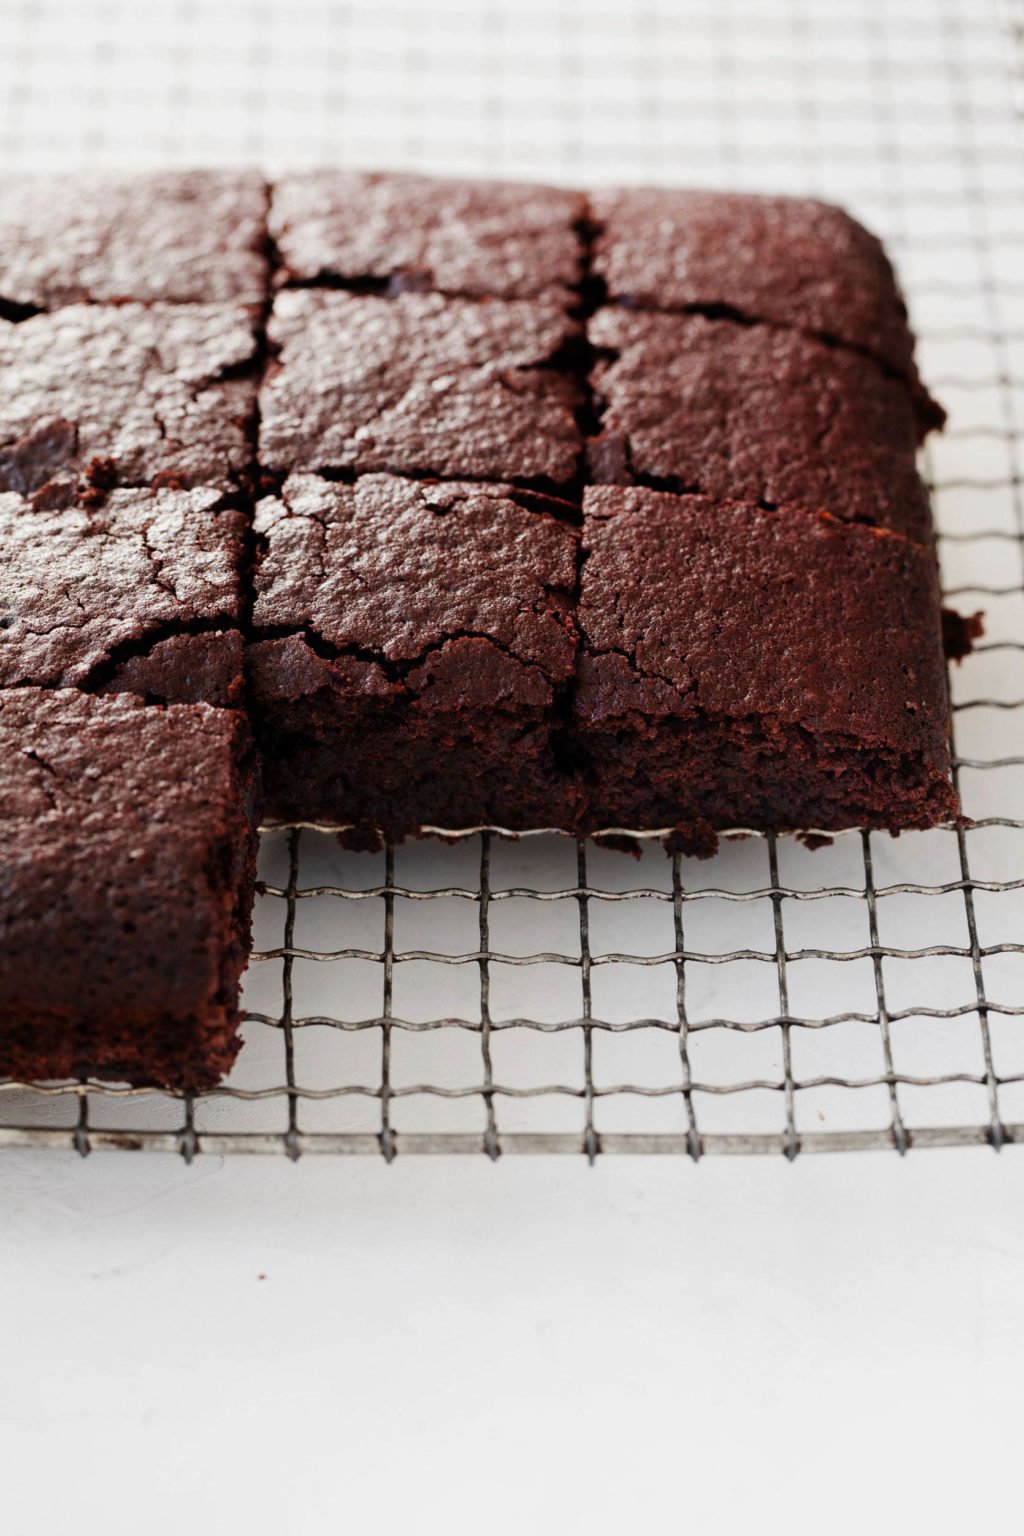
[259,288,582,487]
[0,170,961,1090]
[0,688,257,1089]
[588,186,943,429]
[248,473,580,837]
[270,169,585,302]
[0,302,259,494]
[587,307,933,540]
[0,169,269,309]
[0,485,246,705]
[574,486,957,853]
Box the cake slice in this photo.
[575,486,957,853]
[0,688,257,1090]
[0,302,259,495]
[270,170,585,303]
[0,169,268,310]
[587,307,933,540]
[247,473,580,838]
[0,484,246,705]
[259,289,582,488]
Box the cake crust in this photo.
[588,307,933,540]
[0,169,269,309]
[589,187,943,430]
[0,485,246,704]
[575,487,957,851]
[270,170,585,302]
[248,473,580,836]
[259,288,582,486]
[0,689,257,1090]
[0,303,259,494]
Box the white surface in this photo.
[2,0,1024,1526]
[3,1147,1023,1532]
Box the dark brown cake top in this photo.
[270,170,585,302]
[0,303,259,493]
[577,486,950,767]
[0,687,245,835]
[0,170,269,309]
[252,473,577,685]
[0,485,245,692]
[590,189,919,388]
[0,687,249,891]
[260,289,582,485]
[0,687,251,1020]
[588,307,932,540]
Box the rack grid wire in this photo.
[1,0,1024,1159]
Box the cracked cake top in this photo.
[0,485,246,704]
[0,169,269,309]
[269,170,585,302]
[258,288,583,486]
[576,484,951,766]
[250,472,578,693]
[587,307,933,540]
[0,303,259,495]
[589,188,942,431]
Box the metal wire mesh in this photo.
[1,0,1023,1157]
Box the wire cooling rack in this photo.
[1,0,1024,1158]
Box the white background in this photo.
[3,1148,1024,1532]
[2,1,1024,1530]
